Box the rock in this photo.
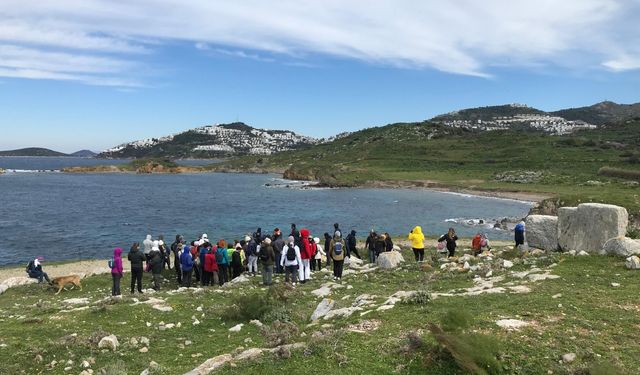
[310,298,335,321]
[97,335,119,351]
[129,337,139,346]
[81,360,90,368]
[349,257,363,266]
[562,352,576,363]
[577,251,589,256]
[249,320,264,328]
[458,254,474,264]
[376,251,405,269]
[625,256,640,269]
[603,237,640,257]
[228,324,243,332]
[139,337,150,346]
[184,354,233,375]
[485,270,493,278]
[225,275,250,286]
[152,305,173,312]
[558,203,628,253]
[235,348,263,361]
[567,250,577,256]
[463,261,471,270]
[310,285,333,298]
[525,215,559,251]
[611,282,620,287]
[502,260,514,269]
[495,319,530,330]
[323,307,363,320]
[62,298,90,306]
[139,347,148,353]
[530,249,545,256]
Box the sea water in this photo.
[0,158,533,266]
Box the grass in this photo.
[214,120,640,219]
[0,245,638,374]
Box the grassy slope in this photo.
[0,244,637,374]
[217,120,640,216]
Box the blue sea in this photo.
[0,157,533,266]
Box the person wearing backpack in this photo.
[149,244,164,291]
[313,237,326,271]
[215,243,229,285]
[171,235,184,284]
[438,227,459,258]
[345,230,361,260]
[26,257,51,284]
[329,231,346,280]
[273,229,285,274]
[203,244,219,286]
[280,236,302,285]
[246,236,259,277]
[127,242,145,294]
[111,247,124,296]
[231,244,244,279]
[408,226,426,262]
[514,221,526,249]
[259,237,276,286]
[384,233,394,252]
[374,233,386,257]
[365,230,378,264]
[299,228,313,283]
[180,245,194,287]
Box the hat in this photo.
[288,236,295,243]
[264,237,272,245]
[244,235,251,242]
[335,231,342,238]
[202,233,208,240]
[313,237,320,244]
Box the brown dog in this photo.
[50,275,82,295]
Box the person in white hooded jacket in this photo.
[313,237,326,271]
[280,236,302,285]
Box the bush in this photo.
[597,166,640,181]
[428,309,503,375]
[220,294,273,323]
[403,290,431,305]
[98,360,127,375]
[260,320,299,347]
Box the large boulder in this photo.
[558,203,628,253]
[97,335,119,351]
[376,251,405,269]
[310,298,335,321]
[603,237,640,257]
[525,215,559,251]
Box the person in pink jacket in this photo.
[111,247,124,296]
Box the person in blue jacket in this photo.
[216,241,230,285]
[180,245,194,287]
[514,221,525,249]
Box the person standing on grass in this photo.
[171,235,183,284]
[514,221,525,249]
[246,235,259,277]
[408,226,425,262]
[329,231,346,281]
[216,243,229,285]
[203,244,219,286]
[384,232,394,252]
[149,244,164,291]
[158,235,170,270]
[259,237,276,286]
[180,245,194,287]
[299,228,312,283]
[313,237,325,271]
[143,234,153,263]
[281,236,302,285]
[346,230,361,259]
[127,242,145,294]
[231,243,244,279]
[365,230,378,264]
[323,232,333,267]
[111,247,123,296]
[438,228,459,258]
[273,228,285,274]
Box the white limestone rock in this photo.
[558,203,628,253]
[376,251,405,269]
[603,237,640,257]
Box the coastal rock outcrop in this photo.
[558,203,628,253]
[376,251,404,269]
[525,215,558,251]
[603,237,640,257]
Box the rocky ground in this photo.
[0,243,638,375]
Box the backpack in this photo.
[215,249,224,264]
[286,245,296,261]
[108,258,114,269]
[334,242,343,256]
[259,247,270,262]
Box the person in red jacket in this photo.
[203,245,219,286]
[299,228,312,284]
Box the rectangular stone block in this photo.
[558,203,628,253]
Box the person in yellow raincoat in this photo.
[408,226,425,262]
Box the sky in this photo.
[0,0,639,153]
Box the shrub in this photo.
[403,290,431,305]
[260,320,299,347]
[220,294,272,323]
[597,166,640,181]
[98,360,127,375]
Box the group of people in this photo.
[108,223,389,296]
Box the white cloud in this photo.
[0,0,637,87]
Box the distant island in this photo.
[0,148,97,157]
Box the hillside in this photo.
[70,150,97,157]
[0,147,68,157]
[551,101,640,126]
[99,122,318,159]
[216,117,640,218]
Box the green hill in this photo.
[217,118,640,219]
[551,101,640,125]
[0,147,68,157]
